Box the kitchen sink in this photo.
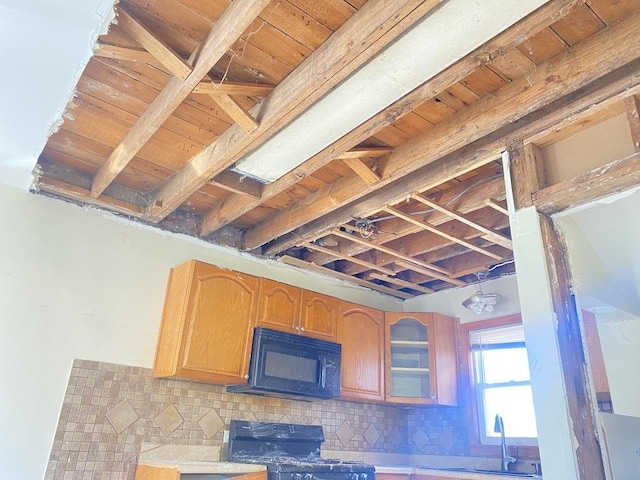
[418,467,541,478]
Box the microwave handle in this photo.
[320,357,326,389]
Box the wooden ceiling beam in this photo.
[210,94,259,133]
[337,147,393,159]
[193,81,274,97]
[382,205,504,260]
[485,198,509,216]
[301,242,396,276]
[280,256,414,299]
[247,7,640,250]
[341,157,381,184]
[533,151,640,214]
[143,0,446,223]
[331,228,452,276]
[116,4,192,81]
[395,260,466,287]
[368,273,434,294]
[336,211,510,277]
[410,193,513,249]
[267,56,640,256]
[90,0,272,198]
[304,173,505,266]
[625,94,640,151]
[198,0,580,236]
[94,43,167,70]
[210,170,262,199]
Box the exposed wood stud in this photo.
[368,272,434,294]
[279,256,414,299]
[382,205,504,261]
[145,0,445,222]
[94,43,168,70]
[210,94,259,133]
[90,0,272,198]
[508,140,547,210]
[244,9,640,250]
[302,242,396,276]
[625,94,640,151]
[331,228,453,276]
[336,148,393,159]
[395,260,467,287]
[485,198,509,216]
[211,171,263,199]
[341,157,381,184]
[193,81,275,97]
[196,0,584,237]
[116,5,192,81]
[410,194,513,249]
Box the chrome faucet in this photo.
[494,414,518,472]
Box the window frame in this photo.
[459,313,539,458]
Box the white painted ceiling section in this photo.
[0,0,115,190]
[233,0,549,183]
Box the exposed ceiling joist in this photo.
[90,0,272,198]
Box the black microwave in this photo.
[227,327,341,401]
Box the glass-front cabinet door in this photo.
[385,312,459,406]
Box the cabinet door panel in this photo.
[338,301,385,402]
[181,268,259,383]
[300,290,338,341]
[257,279,300,334]
[385,312,458,406]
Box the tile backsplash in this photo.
[46,359,469,480]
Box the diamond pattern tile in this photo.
[412,428,429,451]
[439,426,457,452]
[198,408,224,439]
[363,424,380,448]
[155,404,183,436]
[336,421,354,446]
[389,426,404,449]
[106,400,138,434]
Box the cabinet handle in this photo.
[300,327,305,332]
[244,374,249,380]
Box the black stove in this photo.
[228,420,375,480]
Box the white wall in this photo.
[0,0,115,189]
[0,184,400,480]
[403,274,521,323]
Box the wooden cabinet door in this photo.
[337,300,385,402]
[154,260,259,385]
[257,278,301,334]
[385,312,458,406]
[299,290,338,341]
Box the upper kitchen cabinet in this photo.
[337,300,385,403]
[385,312,459,406]
[153,260,260,384]
[257,279,338,342]
[299,290,338,341]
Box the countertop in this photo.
[137,460,267,474]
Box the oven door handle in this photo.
[320,357,326,389]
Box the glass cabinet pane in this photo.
[389,318,431,398]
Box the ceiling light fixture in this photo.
[462,271,502,315]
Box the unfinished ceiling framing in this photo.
[34,0,640,298]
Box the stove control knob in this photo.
[293,474,303,480]
[360,474,368,480]
[304,474,313,480]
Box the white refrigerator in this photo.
[599,413,640,479]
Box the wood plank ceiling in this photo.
[34,0,640,299]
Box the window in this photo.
[461,315,539,455]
